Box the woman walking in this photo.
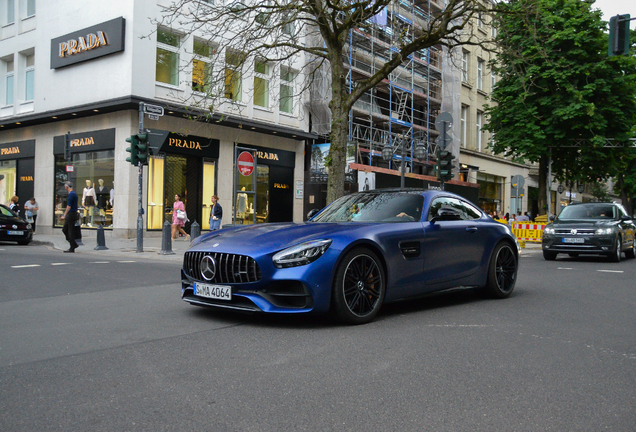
[171,194,189,241]
[209,195,223,230]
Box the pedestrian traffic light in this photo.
[126,134,139,166]
[608,14,630,56]
[136,133,149,165]
[436,149,455,182]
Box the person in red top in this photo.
[171,194,189,241]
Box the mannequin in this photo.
[82,179,96,226]
[109,181,114,209]
[237,187,248,223]
[96,178,108,218]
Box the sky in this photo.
[592,0,635,21]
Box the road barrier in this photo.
[512,222,546,243]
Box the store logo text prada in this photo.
[59,32,108,58]
[168,138,202,150]
[1,147,19,155]
[257,151,279,161]
[70,137,95,148]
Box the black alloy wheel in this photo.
[332,248,385,325]
[609,235,622,263]
[543,250,557,261]
[484,242,518,298]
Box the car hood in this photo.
[549,219,619,229]
[0,215,27,226]
[190,222,368,254]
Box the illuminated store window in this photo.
[192,39,216,93]
[147,155,165,230]
[156,28,180,86]
[0,160,17,205]
[224,49,243,101]
[54,151,115,229]
[201,159,216,230]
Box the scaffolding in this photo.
[344,0,444,175]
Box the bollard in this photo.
[190,221,201,242]
[94,225,109,250]
[158,220,175,255]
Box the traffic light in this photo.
[136,133,149,165]
[608,14,630,56]
[436,149,455,182]
[126,134,139,166]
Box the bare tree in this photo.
[156,0,492,204]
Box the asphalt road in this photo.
[1,244,635,431]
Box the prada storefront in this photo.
[235,144,295,225]
[0,140,35,209]
[147,131,220,231]
[53,129,115,229]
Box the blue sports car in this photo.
[181,189,520,324]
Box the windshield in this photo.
[557,204,616,220]
[311,192,424,223]
[0,205,18,218]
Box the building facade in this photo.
[0,0,315,237]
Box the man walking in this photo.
[61,181,79,253]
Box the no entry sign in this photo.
[237,151,255,176]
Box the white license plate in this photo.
[563,237,584,243]
[8,230,24,235]
[194,283,232,300]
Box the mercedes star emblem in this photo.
[200,255,216,281]
[570,229,577,235]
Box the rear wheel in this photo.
[625,238,635,259]
[608,236,622,263]
[17,240,30,246]
[332,248,385,325]
[543,251,557,261]
[483,242,518,299]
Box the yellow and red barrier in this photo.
[512,222,546,243]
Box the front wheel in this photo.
[625,238,635,259]
[608,236,622,263]
[483,242,518,299]
[17,240,30,246]
[543,251,557,261]
[332,248,385,325]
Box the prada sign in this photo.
[51,17,126,69]
[0,140,35,161]
[53,129,115,155]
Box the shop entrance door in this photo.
[164,154,202,233]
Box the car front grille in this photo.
[183,251,262,284]
[554,229,596,235]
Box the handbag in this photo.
[176,209,187,220]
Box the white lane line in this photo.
[89,261,110,264]
[51,263,70,266]
[558,267,573,270]
[117,261,136,263]
[11,264,40,268]
[597,270,624,273]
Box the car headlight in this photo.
[595,227,613,235]
[273,239,332,268]
[544,227,555,235]
[27,224,32,230]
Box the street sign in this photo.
[147,114,160,121]
[434,112,453,132]
[143,104,164,116]
[237,151,255,176]
[66,165,74,172]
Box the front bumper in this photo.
[542,235,616,255]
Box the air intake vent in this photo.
[184,251,261,284]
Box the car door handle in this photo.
[466,226,478,233]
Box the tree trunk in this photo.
[326,57,348,205]
[538,154,548,216]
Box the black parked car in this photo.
[0,203,33,245]
[542,202,636,262]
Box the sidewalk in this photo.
[31,232,191,261]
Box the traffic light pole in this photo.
[136,103,145,253]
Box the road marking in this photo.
[11,264,40,268]
[89,261,110,264]
[597,270,624,273]
[117,261,136,263]
[51,263,70,266]
[558,267,573,270]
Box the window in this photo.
[253,58,270,108]
[26,0,35,17]
[224,49,243,101]
[491,73,497,93]
[477,58,484,91]
[428,197,481,221]
[5,59,13,105]
[461,51,469,83]
[192,39,216,93]
[460,105,467,147]
[476,111,483,152]
[5,0,14,24]
[156,28,180,86]
[24,54,34,101]
[477,13,485,30]
[279,66,295,113]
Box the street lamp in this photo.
[382,138,426,189]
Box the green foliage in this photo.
[485,0,636,184]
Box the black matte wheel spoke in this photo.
[343,255,383,317]
[495,247,516,291]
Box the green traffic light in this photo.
[125,135,139,166]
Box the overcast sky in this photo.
[592,0,635,21]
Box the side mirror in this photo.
[307,208,321,220]
[549,215,555,222]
